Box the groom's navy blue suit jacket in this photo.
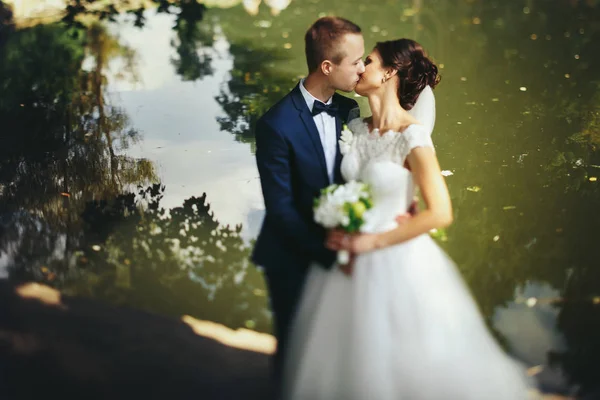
[252,84,358,272]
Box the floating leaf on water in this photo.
[283,43,292,49]
[472,17,481,25]
[429,228,448,242]
[92,245,101,251]
[517,153,529,163]
[457,121,462,125]
[530,34,537,40]
[380,30,388,36]
[403,8,417,17]
[466,101,477,105]
[520,86,527,92]
[590,177,598,182]
[503,206,517,210]
[439,63,444,69]
[41,266,49,273]
[460,77,467,81]
[441,170,454,176]
[492,98,500,102]
[282,32,289,38]
[575,54,580,60]
[526,297,537,307]
[523,7,531,14]
[370,25,381,33]
[466,186,481,192]
[245,320,256,329]
[564,73,571,79]
[525,237,537,249]
[255,20,272,28]
[593,297,600,305]
[493,235,500,242]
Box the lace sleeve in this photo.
[399,124,434,161]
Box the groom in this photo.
[251,16,365,382]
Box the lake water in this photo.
[1,0,599,394]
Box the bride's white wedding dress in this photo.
[281,119,532,399]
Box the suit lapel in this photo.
[291,85,329,183]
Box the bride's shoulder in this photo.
[403,123,429,135]
[347,117,369,135]
[401,123,434,150]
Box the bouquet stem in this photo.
[337,250,350,265]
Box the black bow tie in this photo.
[312,101,339,117]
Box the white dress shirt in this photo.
[299,79,337,184]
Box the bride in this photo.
[281,39,532,399]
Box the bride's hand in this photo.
[344,233,379,254]
[327,230,379,254]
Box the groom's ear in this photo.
[321,60,333,76]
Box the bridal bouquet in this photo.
[313,181,373,264]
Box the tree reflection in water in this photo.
[75,184,270,332]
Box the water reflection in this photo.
[171,8,216,81]
[2,0,600,395]
[73,184,270,331]
[0,22,156,275]
[216,42,295,149]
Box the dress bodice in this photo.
[340,119,434,233]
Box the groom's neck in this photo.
[303,73,336,103]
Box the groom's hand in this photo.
[408,197,419,216]
[325,229,346,251]
[395,199,418,224]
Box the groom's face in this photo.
[328,33,365,92]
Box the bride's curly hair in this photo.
[375,39,440,110]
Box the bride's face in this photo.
[355,49,386,96]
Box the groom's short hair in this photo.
[305,17,361,73]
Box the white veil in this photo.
[407,85,436,136]
[347,85,436,136]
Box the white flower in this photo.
[313,181,372,231]
[339,126,354,155]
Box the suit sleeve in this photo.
[255,118,335,266]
